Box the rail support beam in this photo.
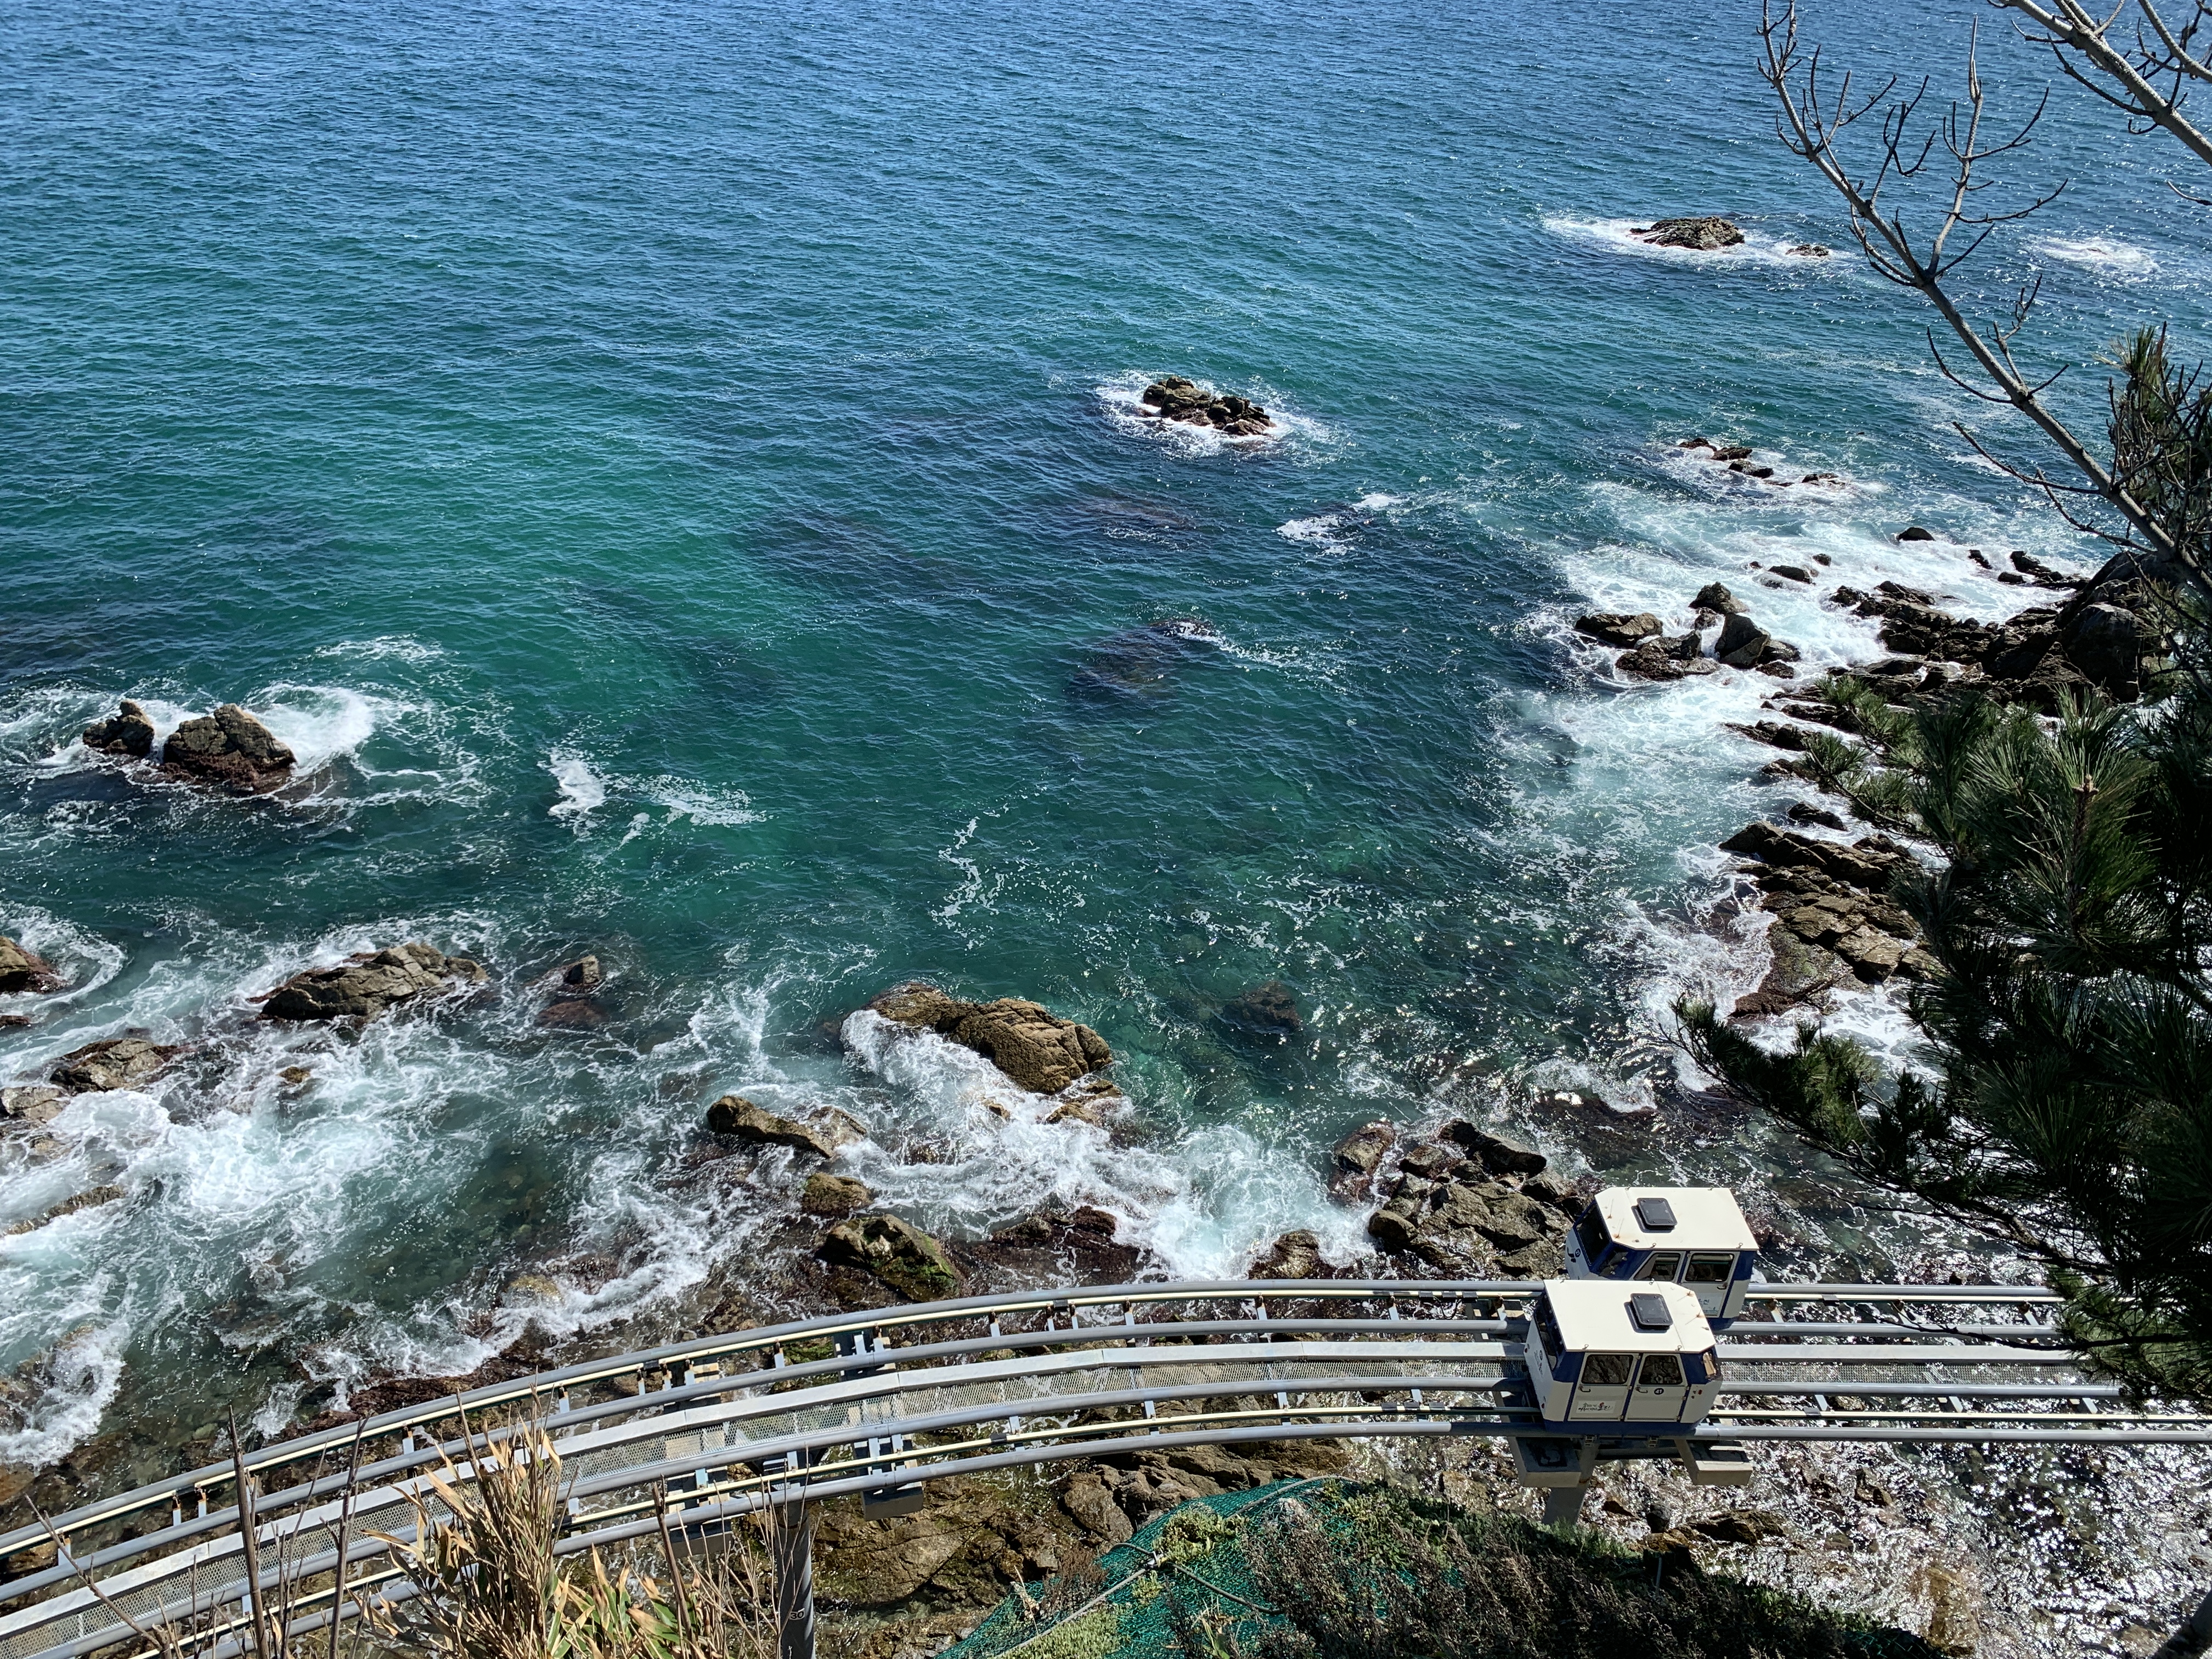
[771,1456,816,1659]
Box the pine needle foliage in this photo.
[1678,616,2212,1400]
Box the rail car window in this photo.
[1583,1353,1634,1386]
[1638,1353,1685,1387]
[1686,1253,1735,1285]
[1537,1303,1567,1375]
[1574,1207,1610,1267]
[1635,1251,1683,1282]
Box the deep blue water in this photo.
[2,0,2205,1480]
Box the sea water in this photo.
[3,0,2207,1643]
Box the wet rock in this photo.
[1138,377,1274,435]
[1,1086,67,1126]
[706,1094,836,1157]
[1787,800,1847,830]
[820,1213,961,1302]
[2010,549,2083,586]
[81,701,155,759]
[1573,612,1663,647]
[1219,980,1300,1038]
[1630,216,1745,250]
[865,983,1111,1095]
[1720,820,1908,888]
[1617,638,1717,680]
[50,1038,182,1094]
[1896,526,1937,542]
[1727,720,1809,752]
[1439,1120,1548,1176]
[2059,602,2145,697]
[1769,565,1814,583]
[1069,619,1218,704]
[1693,582,1751,615]
[0,939,61,996]
[1043,1075,1126,1128]
[7,1184,125,1236]
[536,999,608,1030]
[1328,1120,1396,1203]
[1715,612,1775,669]
[963,1206,1144,1286]
[161,704,295,794]
[801,1172,872,1217]
[1522,1172,1585,1214]
[1248,1228,1329,1279]
[261,943,488,1022]
[1787,243,1831,257]
[554,954,603,992]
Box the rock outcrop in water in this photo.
[81,701,155,759]
[1137,377,1274,436]
[0,940,61,996]
[1364,1119,1579,1276]
[1720,821,1938,991]
[259,942,488,1022]
[1328,1120,1396,1203]
[1068,619,1217,705]
[865,983,1112,1096]
[820,1212,961,1301]
[1573,612,1662,647]
[161,704,295,794]
[1632,216,1745,250]
[49,1038,183,1094]
[1616,632,1715,680]
[706,1093,842,1158]
[536,953,607,1030]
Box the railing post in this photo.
[771,1453,815,1659]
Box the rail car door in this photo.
[1569,1352,1633,1420]
[1685,1253,1737,1317]
[1624,1352,1689,1421]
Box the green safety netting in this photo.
[940,1479,1949,1659]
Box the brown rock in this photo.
[820,1214,961,1302]
[536,999,608,1029]
[50,1038,182,1094]
[160,704,296,794]
[1328,1120,1396,1203]
[1618,639,1717,680]
[1631,216,1745,250]
[866,983,1111,1094]
[81,701,155,759]
[1059,1471,1133,1544]
[262,943,487,1022]
[1219,980,1300,1037]
[555,954,603,992]
[1,1087,67,1126]
[1248,1228,1327,1280]
[801,1172,872,1216]
[7,1184,125,1236]
[0,939,61,996]
[1438,1120,1548,1176]
[705,1095,836,1157]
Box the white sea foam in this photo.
[1541,215,1844,272]
[546,747,607,827]
[2030,234,2159,275]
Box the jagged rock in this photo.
[1618,638,1717,680]
[1787,800,1847,830]
[1249,1228,1328,1279]
[2010,550,2083,586]
[1439,1120,1548,1176]
[1138,377,1273,436]
[7,1184,125,1236]
[50,1038,181,1094]
[0,939,61,996]
[706,1095,836,1157]
[160,704,295,794]
[1787,244,1831,257]
[1522,1172,1585,1214]
[1769,565,1814,584]
[801,1172,872,1217]
[1632,216,1745,250]
[1728,720,1809,752]
[554,955,602,992]
[1573,612,1663,647]
[1716,612,1774,668]
[1896,526,1937,542]
[261,943,488,1022]
[81,701,154,759]
[1220,980,1300,1037]
[865,983,1111,1094]
[964,1206,1143,1285]
[1059,1471,1134,1544]
[1694,582,1751,615]
[2,1086,67,1126]
[1043,1075,1126,1127]
[2060,602,2145,697]
[820,1214,961,1301]
[1720,820,1908,888]
[536,999,608,1029]
[1328,1120,1396,1203]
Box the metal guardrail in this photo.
[1,1277,2199,1659]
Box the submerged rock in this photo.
[1068,619,1217,704]
[1219,980,1300,1038]
[161,704,295,794]
[1787,243,1832,257]
[0,939,61,996]
[820,1213,961,1302]
[7,1184,126,1236]
[554,954,603,992]
[50,1037,182,1094]
[261,943,488,1022]
[865,983,1111,1095]
[1137,376,1274,436]
[1631,216,1745,250]
[1573,612,1663,647]
[536,998,608,1030]
[80,701,155,759]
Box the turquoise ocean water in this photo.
[2,0,2204,1493]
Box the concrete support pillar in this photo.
[771,1459,815,1659]
[1541,1485,1587,1528]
